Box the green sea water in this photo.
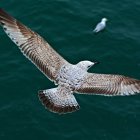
[0,0,140,140]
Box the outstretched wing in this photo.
[0,9,68,81]
[76,73,140,96]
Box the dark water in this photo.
[0,0,140,140]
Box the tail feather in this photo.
[38,88,80,114]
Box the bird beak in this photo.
[94,61,100,65]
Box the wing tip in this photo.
[0,8,14,22]
[0,8,4,12]
[0,8,8,16]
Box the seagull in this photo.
[0,9,140,114]
[93,18,108,33]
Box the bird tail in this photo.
[93,28,99,33]
[38,88,80,114]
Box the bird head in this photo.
[102,18,108,22]
[76,61,99,71]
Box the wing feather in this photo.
[76,73,140,96]
[38,87,80,114]
[0,9,68,81]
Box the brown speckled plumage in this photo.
[77,73,140,96]
[0,9,140,114]
[0,9,68,81]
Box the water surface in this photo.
[0,0,140,140]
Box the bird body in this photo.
[93,18,107,33]
[0,9,140,114]
[56,63,87,89]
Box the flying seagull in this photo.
[93,18,108,33]
[0,9,140,114]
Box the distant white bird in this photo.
[0,9,140,115]
[93,18,108,33]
